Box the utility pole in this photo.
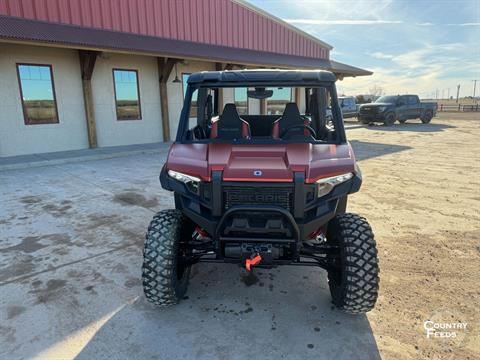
[447,88,450,99]
[456,84,460,103]
[472,80,478,103]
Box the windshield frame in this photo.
[176,81,347,145]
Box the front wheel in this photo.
[142,209,193,307]
[326,213,379,313]
[384,113,396,126]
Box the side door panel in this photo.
[407,96,420,118]
[397,96,408,119]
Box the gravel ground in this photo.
[0,112,479,359]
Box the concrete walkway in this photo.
[0,142,171,171]
[0,151,379,360]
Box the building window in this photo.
[17,64,59,125]
[234,88,248,115]
[182,73,197,118]
[267,87,293,115]
[113,69,141,120]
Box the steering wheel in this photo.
[281,124,317,139]
[193,125,206,140]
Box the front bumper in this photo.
[358,112,387,122]
[160,166,362,242]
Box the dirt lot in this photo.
[0,112,479,359]
[345,112,480,359]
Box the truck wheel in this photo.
[421,110,433,124]
[326,213,379,314]
[384,113,396,126]
[142,209,192,307]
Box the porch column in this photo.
[79,50,99,148]
[157,57,178,142]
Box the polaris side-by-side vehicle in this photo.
[142,70,379,313]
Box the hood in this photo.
[166,142,356,183]
[361,102,393,107]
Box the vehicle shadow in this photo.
[361,122,455,133]
[349,140,411,162]
[76,263,381,360]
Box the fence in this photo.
[438,104,480,112]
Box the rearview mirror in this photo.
[247,88,273,99]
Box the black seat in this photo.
[271,102,306,138]
[211,103,250,139]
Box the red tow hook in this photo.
[246,254,262,271]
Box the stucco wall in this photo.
[91,52,163,147]
[0,43,302,157]
[0,43,88,156]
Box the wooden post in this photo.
[79,50,99,148]
[295,88,301,106]
[157,57,177,142]
[260,98,266,115]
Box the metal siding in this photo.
[176,0,184,41]
[34,0,47,21]
[0,0,330,59]
[128,0,139,34]
[7,0,22,17]
[90,0,102,28]
[158,0,167,38]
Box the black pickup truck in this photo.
[358,95,437,126]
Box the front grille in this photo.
[223,186,293,211]
[359,106,378,114]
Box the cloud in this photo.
[340,42,478,97]
[447,23,480,26]
[416,22,434,26]
[370,52,394,60]
[284,19,403,25]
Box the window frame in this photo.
[177,83,347,145]
[112,68,142,121]
[182,73,199,118]
[181,72,191,99]
[16,63,60,125]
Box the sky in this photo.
[248,0,480,98]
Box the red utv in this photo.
[142,70,379,313]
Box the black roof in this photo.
[187,69,337,86]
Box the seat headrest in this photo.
[217,103,247,140]
[222,103,240,120]
[283,102,301,119]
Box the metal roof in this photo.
[0,15,372,77]
[0,0,331,59]
[188,69,337,85]
[232,0,333,50]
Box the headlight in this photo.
[378,106,387,112]
[316,173,354,198]
[168,170,200,194]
